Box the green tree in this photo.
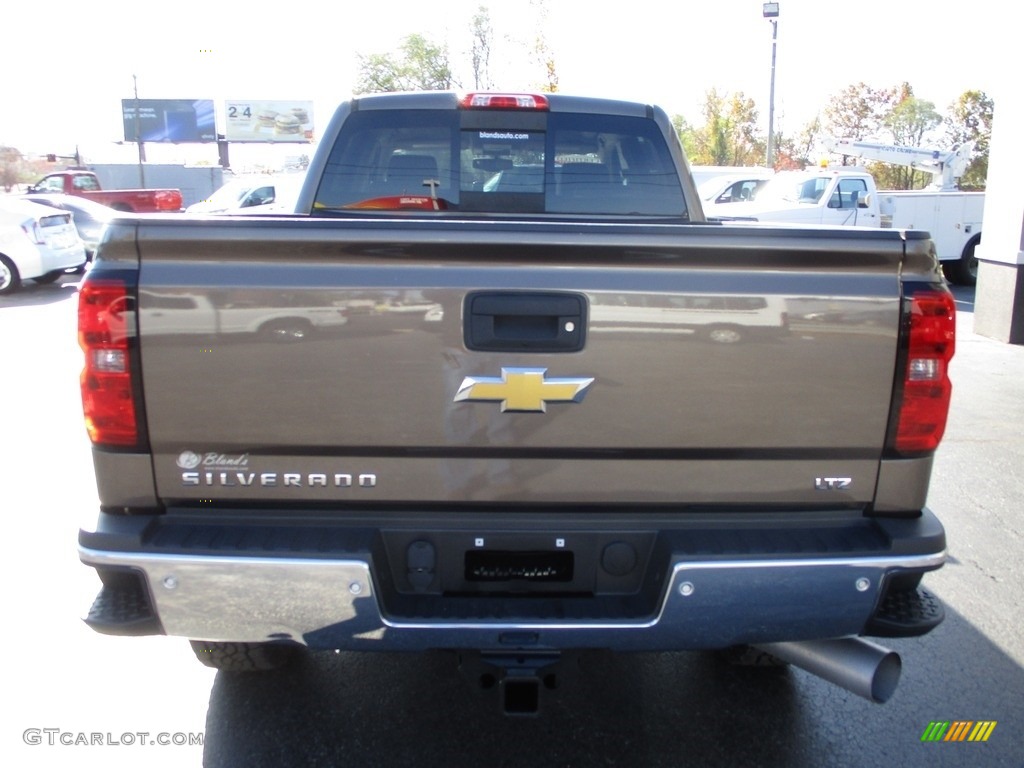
[772,116,821,170]
[470,6,494,90]
[530,0,559,92]
[1,146,23,192]
[873,84,942,189]
[944,90,994,190]
[795,115,823,166]
[697,89,730,165]
[355,34,455,94]
[823,82,897,142]
[688,89,761,166]
[671,114,699,161]
[883,82,921,142]
[727,93,762,165]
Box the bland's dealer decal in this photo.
[176,451,250,470]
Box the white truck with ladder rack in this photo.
[705,138,984,285]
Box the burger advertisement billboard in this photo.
[225,100,314,143]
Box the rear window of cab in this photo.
[312,109,687,217]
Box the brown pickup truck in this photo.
[77,92,954,713]
[29,170,182,212]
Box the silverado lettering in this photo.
[180,472,376,487]
[78,91,954,714]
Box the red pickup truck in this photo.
[28,170,182,213]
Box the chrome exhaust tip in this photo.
[754,637,901,703]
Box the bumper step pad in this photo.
[85,573,163,637]
[865,587,944,638]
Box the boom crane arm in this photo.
[822,137,975,191]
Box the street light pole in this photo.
[763,3,780,169]
[133,74,146,188]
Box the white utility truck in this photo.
[704,139,984,285]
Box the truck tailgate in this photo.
[135,218,908,507]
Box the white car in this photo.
[185,174,305,215]
[698,171,774,207]
[0,197,87,294]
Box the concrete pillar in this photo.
[974,95,1024,344]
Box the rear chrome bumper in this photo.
[80,509,946,650]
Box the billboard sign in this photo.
[225,100,314,143]
[122,99,217,143]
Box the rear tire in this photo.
[0,255,21,295]
[33,270,63,285]
[189,640,301,672]
[944,239,979,287]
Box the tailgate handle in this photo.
[465,292,587,352]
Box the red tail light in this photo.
[890,289,956,454]
[154,190,184,211]
[79,279,139,446]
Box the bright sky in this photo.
[2,0,1008,165]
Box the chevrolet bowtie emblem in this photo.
[455,367,595,412]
